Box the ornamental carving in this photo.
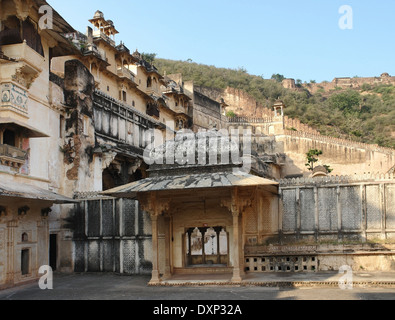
[139,193,171,217]
[12,67,39,89]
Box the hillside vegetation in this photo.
[155,58,395,149]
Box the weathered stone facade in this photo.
[1,1,395,289]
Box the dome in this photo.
[312,166,329,178]
[93,10,104,19]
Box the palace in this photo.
[0,0,394,288]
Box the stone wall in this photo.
[244,175,395,273]
[278,130,395,177]
[278,175,395,242]
[226,117,395,177]
[0,201,50,289]
[296,73,395,94]
[72,195,153,275]
[192,91,227,130]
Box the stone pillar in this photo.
[200,228,207,265]
[187,228,193,266]
[214,227,222,264]
[231,210,242,283]
[149,215,160,285]
[6,220,17,285]
[164,217,171,279]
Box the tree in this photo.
[226,110,236,118]
[271,74,286,83]
[328,90,361,114]
[141,52,157,64]
[305,149,333,173]
[305,149,323,171]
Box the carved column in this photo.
[150,214,160,284]
[186,228,193,266]
[164,216,171,279]
[231,209,242,283]
[139,193,170,285]
[6,220,18,285]
[200,227,207,265]
[221,188,254,283]
[214,227,222,264]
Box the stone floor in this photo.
[0,272,395,301]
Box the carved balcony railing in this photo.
[2,42,44,76]
[93,90,165,154]
[0,144,27,167]
[92,30,115,47]
[116,67,136,83]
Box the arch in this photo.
[147,76,152,88]
[22,232,28,242]
[185,226,228,267]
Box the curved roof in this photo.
[102,170,278,199]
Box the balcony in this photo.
[116,67,136,83]
[92,30,115,47]
[1,82,29,119]
[2,41,44,74]
[146,104,160,119]
[0,144,27,168]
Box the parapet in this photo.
[278,172,395,186]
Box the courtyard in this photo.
[0,272,394,301]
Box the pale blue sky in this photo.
[48,0,395,82]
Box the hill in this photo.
[154,58,395,149]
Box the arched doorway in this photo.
[185,227,228,267]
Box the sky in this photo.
[48,0,395,83]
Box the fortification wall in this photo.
[226,117,395,177]
[283,117,321,135]
[278,130,395,177]
[297,73,395,94]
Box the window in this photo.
[83,116,89,136]
[22,233,29,242]
[21,249,29,276]
[0,16,22,46]
[22,19,44,56]
[59,115,65,138]
[119,90,127,102]
[3,129,16,147]
[147,77,152,88]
